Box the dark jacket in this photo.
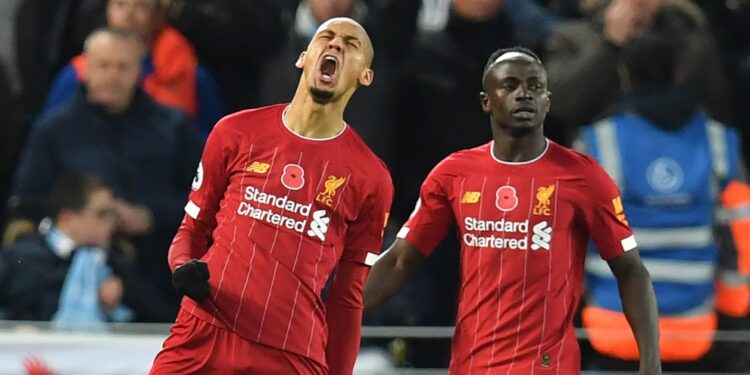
[0,234,68,320]
[10,89,202,301]
[0,230,177,322]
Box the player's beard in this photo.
[310,87,335,103]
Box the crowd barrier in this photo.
[0,321,748,374]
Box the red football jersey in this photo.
[170,104,393,367]
[399,140,636,374]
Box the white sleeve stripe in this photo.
[396,227,410,239]
[185,200,201,219]
[364,252,381,266]
[621,235,637,252]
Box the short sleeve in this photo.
[582,163,637,260]
[396,167,454,256]
[342,172,394,266]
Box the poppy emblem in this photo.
[281,164,305,190]
[495,185,518,212]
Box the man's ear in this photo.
[358,68,374,87]
[479,92,490,113]
[295,51,306,69]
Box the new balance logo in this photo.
[307,210,330,241]
[531,221,552,250]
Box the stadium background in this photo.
[1,0,750,373]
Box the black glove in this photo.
[172,259,210,301]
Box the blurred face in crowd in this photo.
[611,0,662,29]
[480,54,550,136]
[452,0,504,22]
[307,0,357,23]
[295,18,373,105]
[107,0,161,42]
[60,188,119,248]
[84,33,143,114]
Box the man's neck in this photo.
[284,88,346,139]
[491,130,547,163]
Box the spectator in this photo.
[166,0,290,111]
[545,0,731,145]
[41,0,224,137]
[576,32,750,372]
[0,173,174,323]
[10,28,202,308]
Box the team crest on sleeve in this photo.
[495,185,518,212]
[316,175,346,207]
[281,164,305,190]
[191,161,204,191]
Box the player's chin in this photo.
[507,120,541,136]
[310,87,336,104]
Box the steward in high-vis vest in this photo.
[577,32,750,369]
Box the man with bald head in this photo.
[42,0,224,137]
[150,17,392,375]
[11,27,202,315]
[364,47,661,374]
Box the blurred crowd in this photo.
[1,0,749,371]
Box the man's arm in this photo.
[325,259,370,375]
[166,117,232,303]
[364,238,426,314]
[607,249,662,374]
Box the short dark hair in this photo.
[621,32,676,86]
[483,47,543,77]
[48,172,110,216]
[482,46,544,86]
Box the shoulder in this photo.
[4,234,48,260]
[143,96,193,127]
[549,141,612,181]
[342,128,394,189]
[548,141,595,166]
[33,96,86,134]
[211,104,286,135]
[431,143,491,177]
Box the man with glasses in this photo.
[0,173,121,322]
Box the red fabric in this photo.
[325,260,369,375]
[399,141,633,374]
[150,309,326,374]
[71,26,198,116]
[168,104,393,369]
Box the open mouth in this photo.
[319,55,339,83]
